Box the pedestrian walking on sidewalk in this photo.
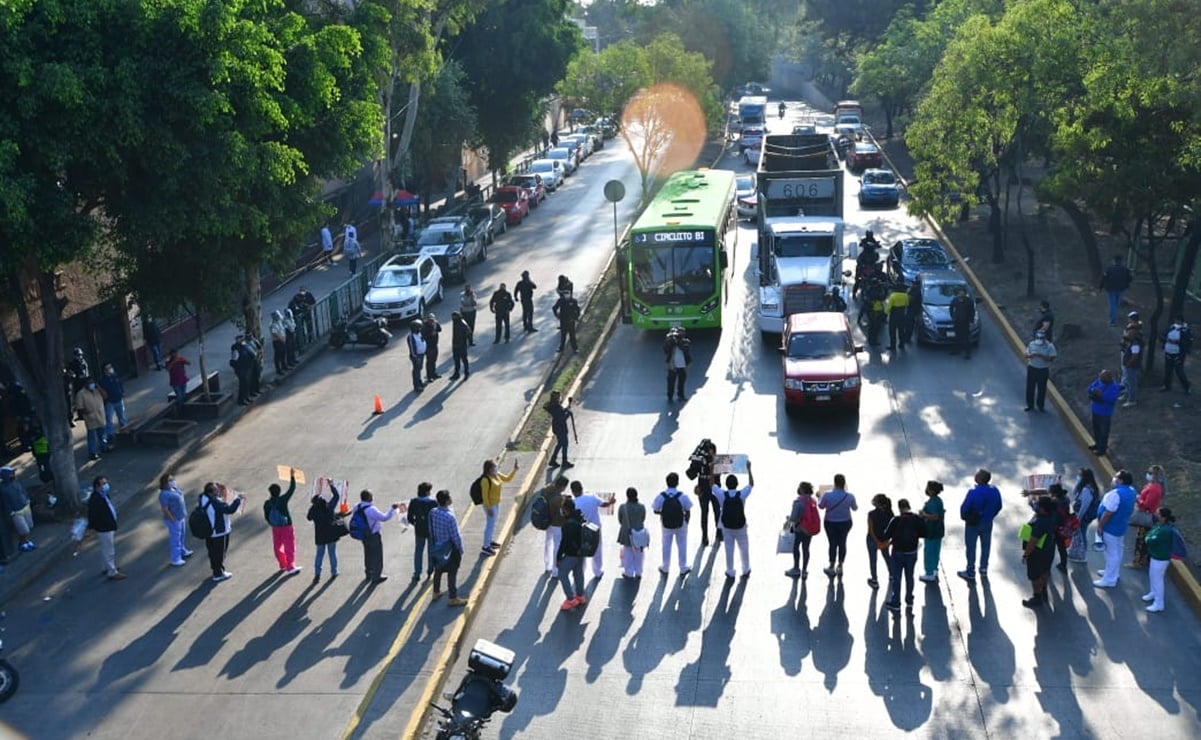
[617,487,647,578]
[430,490,467,607]
[74,378,108,460]
[490,283,514,343]
[97,363,127,446]
[653,472,694,576]
[320,223,334,264]
[354,490,399,584]
[1099,255,1133,326]
[87,476,127,581]
[422,313,442,382]
[449,311,472,380]
[307,482,342,582]
[957,468,1003,582]
[143,316,163,370]
[515,271,537,333]
[0,466,36,552]
[919,480,945,582]
[406,320,427,393]
[556,495,588,611]
[571,481,615,578]
[478,459,518,556]
[819,474,858,578]
[166,349,191,416]
[460,285,479,344]
[158,473,193,566]
[343,227,361,275]
[408,482,437,580]
[199,482,245,582]
[716,462,755,579]
[264,470,301,575]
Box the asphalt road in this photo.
[431,105,1201,739]
[0,141,641,739]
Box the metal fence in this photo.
[307,251,394,342]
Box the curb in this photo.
[873,133,1201,619]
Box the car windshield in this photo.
[855,144,878,154]
[777,234,835,259]
[631,245,716,302]
[787,330,851,359]
[736,176,754,192]
[510,177,534,188]
[907,247,949,266]
[374,269,418,288]
[418,228,459,246]
[922,283,966,306]
[863,171,896,186]
[493,191,519,203]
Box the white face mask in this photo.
[1112,478,1120,487]
[1146,473,1154,482]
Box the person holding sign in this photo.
[715,463,755,579]
[264,469,301,575]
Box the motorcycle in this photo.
[329,315,391,349]
[431,639,518,740]
[0,637,19,703]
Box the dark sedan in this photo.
[888,238,954,285]
[847,142,883,172]
[914,271,981,346]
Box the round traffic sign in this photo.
[603,179,626,203]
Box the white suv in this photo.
[362,253,444,322]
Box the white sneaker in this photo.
[1141,593,1155,602]
[169,560,186,567]
[287,567,303,575]
[1093,579,1115,588]
[1146,605,1164,613]
[212,571,233,582]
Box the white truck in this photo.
[755,133,848,341]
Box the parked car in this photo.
[593,117,618,139]
[529,159,564,190]
[887,237,953,285]
[562,134,593,159]
[506,173,547,207]
[781,312,864,415]
[913,270,981,346]
[576,125,605,150]
[742,141,761,167]
[858,168,901,208]
[736,174,757,220]
[847,142,883,172]
[469,203,508,242]
[546,147,577,175]
[362,253,444,323]
[415,218,487,282]
[490,186,530,225]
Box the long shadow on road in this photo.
[174,573,288,671]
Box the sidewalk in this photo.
[0,232,382,603]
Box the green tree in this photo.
[410,61,479,207]
[558,40,650,121]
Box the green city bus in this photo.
[623,168,738,331]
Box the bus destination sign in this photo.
[633,230,715,247]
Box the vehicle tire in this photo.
[329,333,345,349]
[784,402,798,419]
[500,219,507,235]
[0,659,18,704]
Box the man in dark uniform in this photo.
[489,283,515,343]
[230,335,256,405]
[553,290,581,352]
[449,311,472,381]
[288,287,317,348]
[543,390,574,470]
[949,286,975,359]
[421,313,442,382]
[515,271,537,333]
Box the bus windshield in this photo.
[632,244,716,302]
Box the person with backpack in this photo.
[919,480,945,583]
[306,482,343,583]
[198,482,245,583]
[1160,315,1192,395]
[1143,506,1185,613]
[786,481,820,579]
[536,476,570,577]
[570,481,615,579]
[407,482,438,581]
[617,487,648,578]
[264,470,301,576]
[1099,255,1133,326]
[883,498,925,613]
[1067,468,1100,562]
[429,490,468,607]
[713,463,755,579]
[653,472,694,576]
[556,495,589,611]
[478,458,519,557]
[819,474,859,578]
[351,490,401,584]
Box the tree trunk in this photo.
[1056,199,1102,283]
[1170,221,1200,318]
[1024,234,1036,298]
[36,272,82,516]
[884,105,894,139]
[242,265,263,342]
[1143,213,1166,373]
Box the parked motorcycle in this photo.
[0,637,19,703]
[431,639,518,740]
[329,315,391,349]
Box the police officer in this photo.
[489,283,515,343]
[230,335,256,405]
[949,287,975,359]
[884,281,910,351]
[422,313,442,382]
[515,271,537,332]
[864,276,888,347]
[449,311,472,381]
[406,320,427,393]
[553,290,581,352]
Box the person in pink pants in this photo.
[264,470,302,575]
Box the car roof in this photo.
[862,168,894,178]
[785,312,852,332]
[385,253,424,268]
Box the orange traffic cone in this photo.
[372,394,384,415]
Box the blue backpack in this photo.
[348,504,369,541]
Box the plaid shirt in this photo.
[429,506,462,552]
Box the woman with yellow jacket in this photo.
[479,458,518,556]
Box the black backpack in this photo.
[189,499,213,539]
[530,490,552,531]
[469,475,486,506]
[578,521,601,557]
[721,490,746,529]
[409,497,435,538]
[659,490,684,529]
